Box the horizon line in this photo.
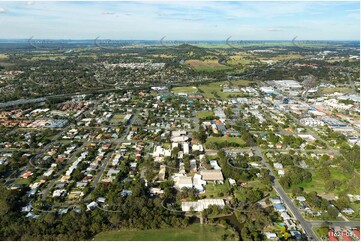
[0,38,359,41]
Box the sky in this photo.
[0,1,359,40]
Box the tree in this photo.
[319,168,331,180]
[327,206,339,218]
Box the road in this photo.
[84,107,143,201]
[84,150,114,202]
[308,221,360,227]
[41,142,88,200]
[253,146,319,241]
[192,110,199,132]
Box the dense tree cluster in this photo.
[0,181,190,240]
[279,167,312,189]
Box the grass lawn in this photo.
[206,136,246,148]
[14,178,31,185]
[172,86,198,94]
[113,114,126,119]
[94,223,233,241]
[226,55,252,65]
[204,183,230,198]
[196,111,214,119]
[110,114,126,124]
[348,203,360,221]
[289,167,358,194]
[198,83,224,98]
[313,226,329,240]
[247,180,270,192]
[198,80,253,99]
[321,87,352,93]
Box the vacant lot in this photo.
[172,86,198,94]
[110,113,126,124]
[198,80,254,98]
[206,136,246,148]
[226,55,252,65]
[321,87,352,93]
[196,111,214,119]
[94,223,234,241]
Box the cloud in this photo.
[345,9,360,13]
[0,1,358,40]
[267,28,283,32]
[102,11,115,15]
[182,17,204,22]
[26,2,34,6]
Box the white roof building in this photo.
[274,163,283,170]
[228,178,236,186]
[174,175,193,190]
[183,143,189,155]
[192,144,204,152]
[193,174,206,192]
[210,160,221,170]
[52,189,66,197]
[181,199,225,212]
[264,232,277,239]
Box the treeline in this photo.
[217,151,259,181]
[279,167,312,189]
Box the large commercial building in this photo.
[181,199,225,212]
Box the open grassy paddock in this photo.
[110,113,126,124]
[185,59,232,72]
[94,223,235,241]
[289,166,360,195]
[321,87,353,93]
[206,136,246,148]
[198,80,254,98]
[196,111,214,119]
[172,86,198,94]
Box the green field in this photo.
[110,113,126,124]
[172,86,198,94]
[196,111,214,119]
[198,80,254,98]
[313,227,329,240]
[192,65,232,72]
[206,136,246,148]
[94,224,235,241]
[289,167,359,195]
[204,183,230,198]
[14,178,31,185]
[321,87,352,93]
[185,59,232,72]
